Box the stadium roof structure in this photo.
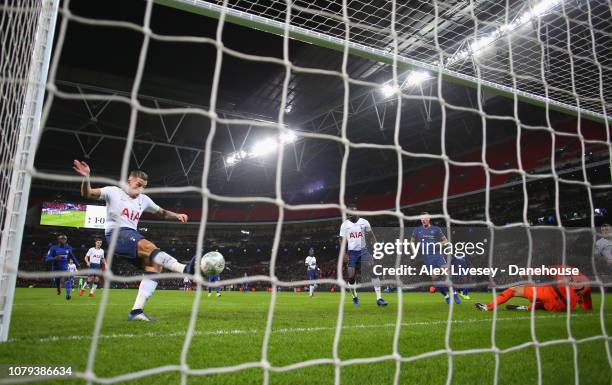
[33,0,610,199]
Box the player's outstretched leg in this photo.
[183,255,199,275]
[475,286,525,312]
[137,237,200,276]
[127,239,185,321]
[127,239,201,319]
[506,305,529,311]
[128,272,158,322]
[147,249,187,273]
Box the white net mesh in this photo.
[0,0,56,342]
[165,0,612,119]
[0,1,43,271]
[0,0,611,383]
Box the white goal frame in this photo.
[0,0,59,342]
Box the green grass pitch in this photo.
[1,288,610,384]
[39,211,86,228]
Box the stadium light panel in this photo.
[380,84,395,97]
[531,0,561,18]
[447,0,562,64]
[226,155,237,166]
[225,150,247,167]
[281,131,297,144]
[405,70,430,86]
[225,131,298,166]
[250,138,277,157]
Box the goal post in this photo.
[155,0,611,124]
[0,0,59,342]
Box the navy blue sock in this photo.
[65,280,71,297]
[437,286,448,296]
[462,287,470,296]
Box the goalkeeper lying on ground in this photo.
[475,270,592,312]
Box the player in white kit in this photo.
[81,239,105,297]
[339,205,387,307]
[73,160,199,321]
[67,261,77,291]
[596,223,612,270]
[305,247,319,297]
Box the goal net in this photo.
[0,0,611,384]
[0,0,58,342]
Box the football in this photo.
[200,251,225,276]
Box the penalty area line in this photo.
[12,313,595,344]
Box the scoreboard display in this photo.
[84,204,106,229]
[40,201,105,229]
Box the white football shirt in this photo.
[305,256,317,270]
[68,263,77,274]
[339,218,371,251]
[86,247,105,264]
[99,186,160,232]
[596,237,612,262]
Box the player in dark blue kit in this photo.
[411,212,460,305]
[208,274,221,297]
[451,253,472,300]
[242,272,249,292]
[44,234,79,300]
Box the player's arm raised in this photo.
[73,160,101,199]
[154,207,189,223]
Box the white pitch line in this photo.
[11,313,595,344]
